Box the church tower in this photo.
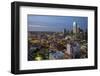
[73,21,77,34]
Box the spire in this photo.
[73,21,76,27]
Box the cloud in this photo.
[29,24,48,27]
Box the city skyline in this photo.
[28,15,88,32]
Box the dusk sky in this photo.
[28,15,88,32]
